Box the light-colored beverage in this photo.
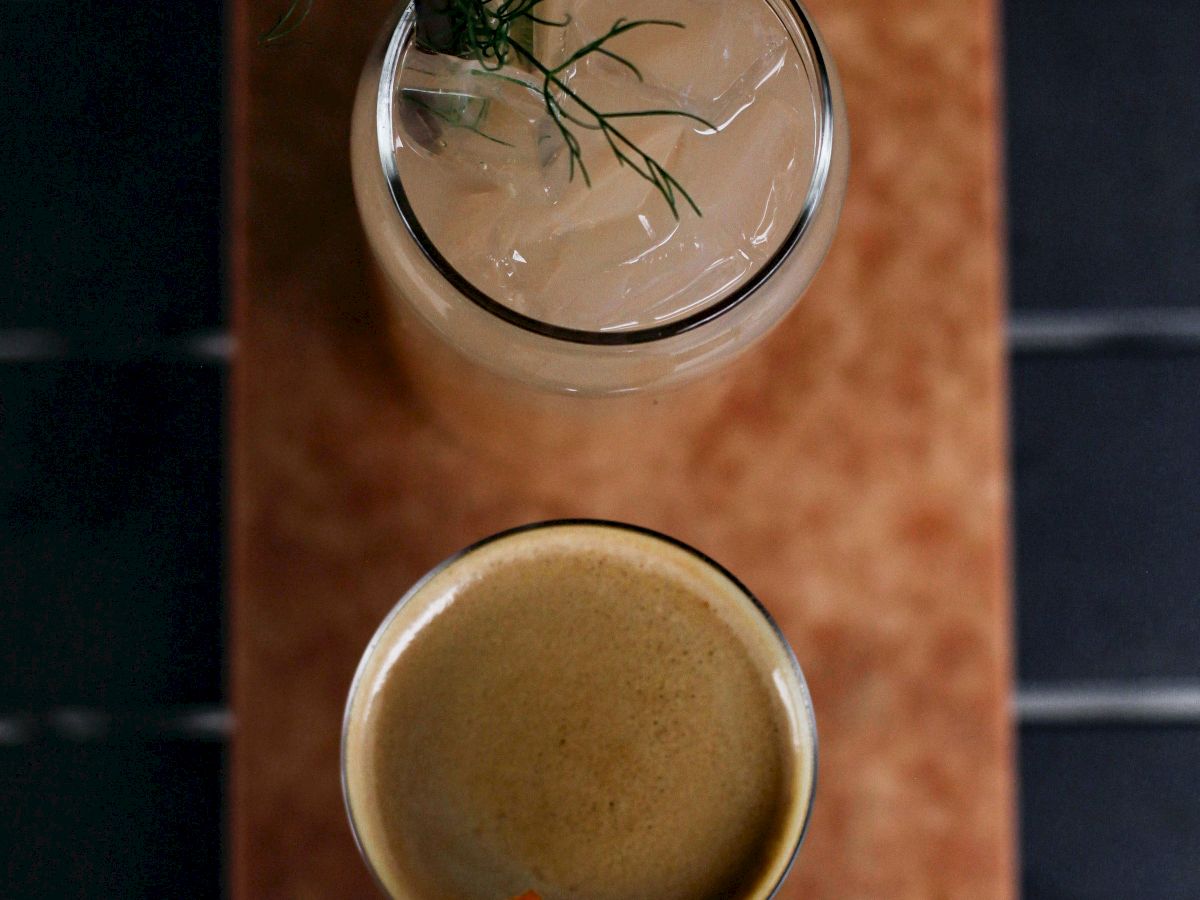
[342,522,817,900]
[351,0,847,394]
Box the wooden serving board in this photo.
[230,0,1015,896]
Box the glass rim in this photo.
[373,0,838,347]
[341,518,819,900]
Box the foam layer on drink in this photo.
[344,523,815,900]
[391,0,817,333]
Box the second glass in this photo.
[351,0,848,397]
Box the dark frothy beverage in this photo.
[343,523,816,900]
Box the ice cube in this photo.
[395,49,570,199]
[565,0,789,125]
[509,90,810,330]
[481,110,693,326]
[678,92,812,262]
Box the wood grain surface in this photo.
[230,0,1015,897]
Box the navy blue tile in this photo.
[0,1,223,334]
[0,740,223,898]
[1021,726,1200,899]
[1013,353,1200,681]
[0,362,224,706]
[1004,0,1200,309]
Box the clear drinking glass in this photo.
[351,0,848,397]
[342,520,818,900]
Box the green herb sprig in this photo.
[263,0,716,217]
[259,0,315,46]
[506,16,718,218]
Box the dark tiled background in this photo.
[1013,354,1200,683]
[1006,0,1200,312]
[1021,727,1200,899]
[1006,0,1200,898]
[1,364,223,707]
[1,0,226,896]
[0,741,224,898]
[2,0,1198,897]
[0,0,223,338]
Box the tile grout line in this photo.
[1015,683,1200,725]
[0,706,233,746]
[0,329,234,363]
[6,310,1200,362]
[1009,308,1200,353]
[5,687,1200,745]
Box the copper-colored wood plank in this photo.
[230,0,1015,896]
